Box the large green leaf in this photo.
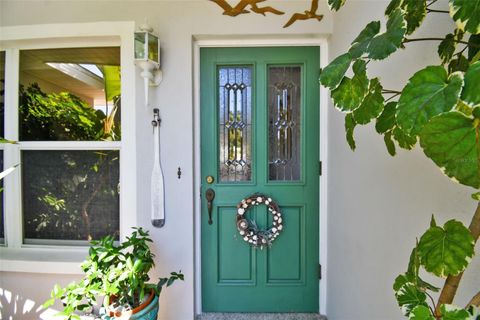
[349,8,406,60]
[385,0,426,35]
[420,111,480,188]
[384,131,396,156]
[417,219,474,277]
[406,246,440,292]
[461,61,480,107]
[393,273,437,293]
[438,34,456,64]
[100,65,121,101]
[331,60,370,111]
[469,34,480,61]
[409,306,435,320]
[449,0,480,35]
[395,281,429,316]
[349,21,381,59]
[368,8,407,60]
[352,78,384,124]
[393,127,416,150]
[401,0,427,35]
[397,66,463,136]
[393,274,410,292]
[320,53,352,90]
[376,101,397,134]
[345,113,356,151]
[441,304,471,320]
[328,0,346,11]
[449,54,470,73]
[385,0,402,16]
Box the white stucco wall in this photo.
[0,1,478,320]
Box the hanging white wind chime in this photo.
[134,23,165,227]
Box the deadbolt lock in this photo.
[206,175,215,184]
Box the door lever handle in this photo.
[205,188,215,225]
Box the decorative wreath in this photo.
[236,194,283,249]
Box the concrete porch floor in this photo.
[196,313,327,320]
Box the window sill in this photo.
[0,246,87,274]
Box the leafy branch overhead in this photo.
[320,0,480,319]
[319,0,480,189]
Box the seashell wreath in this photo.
[236,194,283,249]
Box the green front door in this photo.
[201,46,320,312]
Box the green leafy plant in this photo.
[321,0,480,319]
[43,227,183,320]
[19,83,120,141]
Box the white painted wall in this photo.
[0,1,478,320]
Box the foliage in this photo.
[19,83,120,141]
[43,227,184,320]
[320,0,480,318]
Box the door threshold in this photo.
[196,313,327,320]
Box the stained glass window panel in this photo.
[268,66,301,181]
[218,66,252,182]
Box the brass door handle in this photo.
[205,188,215,225]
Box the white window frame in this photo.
[0,22,137,274]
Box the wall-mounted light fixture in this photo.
[135,23,166,228]
[134,23,162,107]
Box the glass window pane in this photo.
[218,66,252,182]
[134,32,146,60]
[268,66,301,181]
[22,150,120,243]
[148,34,159,62]
[19,47,121,141]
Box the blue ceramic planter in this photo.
[100,294,159,320]
[130,294,159,320]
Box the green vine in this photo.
[322,0,480,319]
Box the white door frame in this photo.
[192,36,330,316]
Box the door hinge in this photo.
[319,264,322,279]
[319,161,322,176]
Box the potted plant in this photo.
[43,227,183,320]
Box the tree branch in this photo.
[404,38,480,48]
[434,201,480,317]
[385,93,401,102]
[425,291,437,315]
[467,291,480,308]
[455,45,469,57]
[427,0,439,8]
[427,9,449,13]
[382,89,402,94]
